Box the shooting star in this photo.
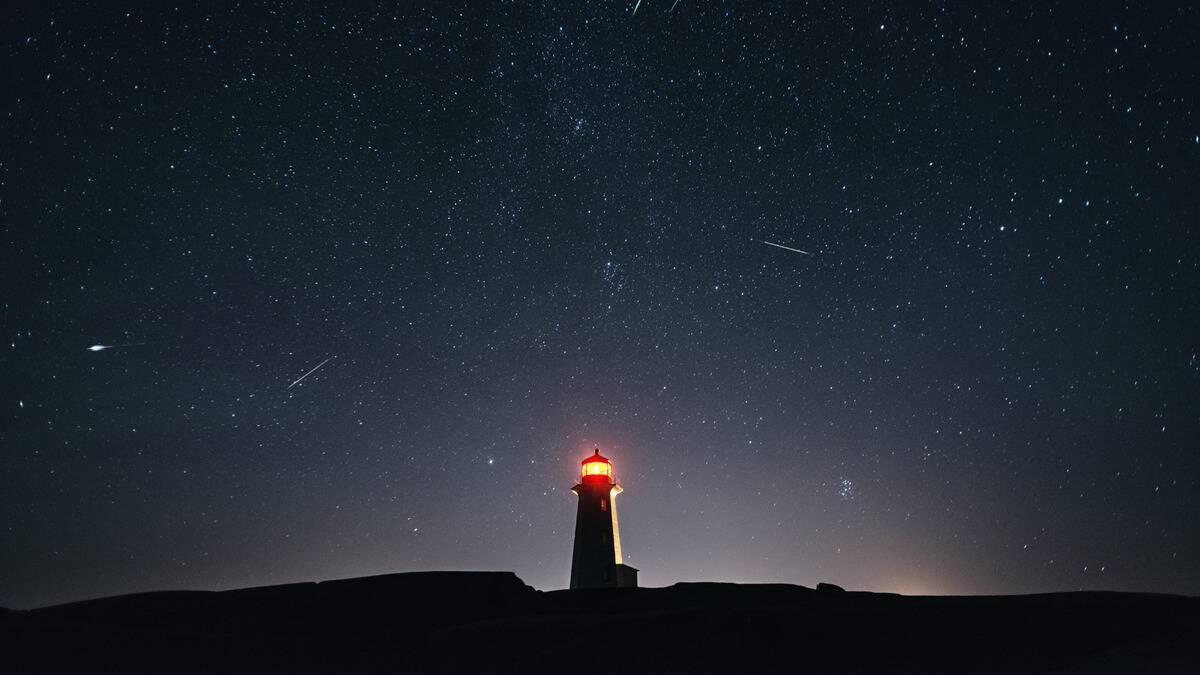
[632,0,642,17]
[86,342,152,352]
[757,239,813,256]
[288,356,334,389]
[670,0,681,11]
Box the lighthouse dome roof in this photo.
[581,449,611,465]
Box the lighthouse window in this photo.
[600,497,607,511]
[581,460,612,479]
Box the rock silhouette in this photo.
[2,572,1197,673]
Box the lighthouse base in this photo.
[571,563,638,590]
[613,563,639,588]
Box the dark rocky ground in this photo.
[2,572,1198,673]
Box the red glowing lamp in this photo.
[580,448,613,481]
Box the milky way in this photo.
[2,2,1198,609]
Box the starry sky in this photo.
[3,2,1199,609]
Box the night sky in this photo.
[3,2,1199,610]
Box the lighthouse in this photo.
[570,449,638,589]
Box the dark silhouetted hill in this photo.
[2,572,1197,673]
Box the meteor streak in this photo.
[288,356,334,389]
[85,342,152,352]
[756,239,812,256]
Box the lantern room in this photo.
[580,449,613,482]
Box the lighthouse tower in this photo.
[570,449,638,589]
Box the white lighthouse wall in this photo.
[609,485,623,565]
